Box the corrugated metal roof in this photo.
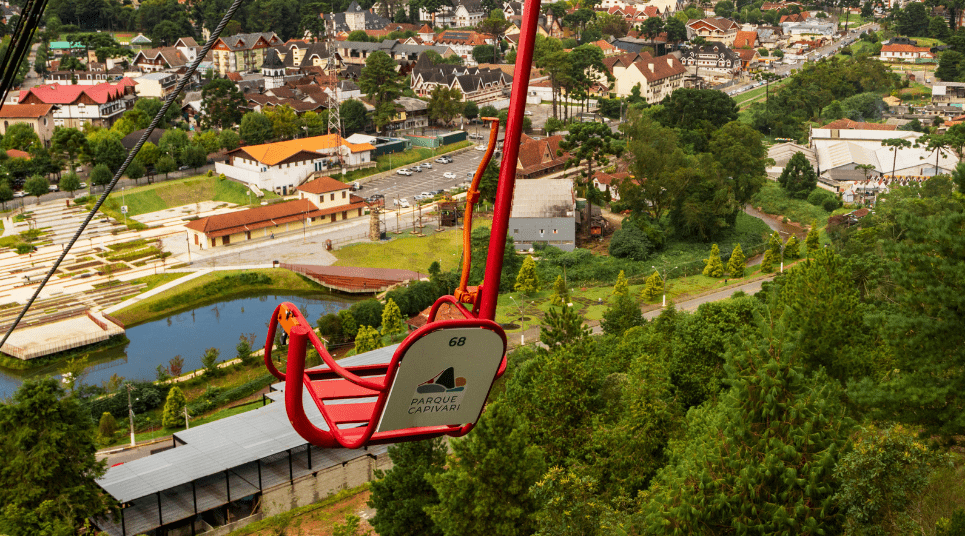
[97,347,397,504]
[510,178,574,219]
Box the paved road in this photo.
[361,148,492,207]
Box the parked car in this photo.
[413,194,424,201]
[421,163,432,169]
[48,185,59,192]
[351,181,362,191]
[475,145,487,151]
[399,199,410,208]
[13,191,25,198]
[397,169,413,176]
[443,172,457,179]
[524,110,533,115]
[435,157,450,163]
[79,182,87,189]
[178,165,190,171]
[411,166,422,172]
[421,191,432,198]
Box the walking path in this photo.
[102,269,213,315]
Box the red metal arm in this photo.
[478,0,542,320]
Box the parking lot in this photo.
[360,146,499,209]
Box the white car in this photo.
[421,191,432,198]
[421,162,432,169]
[79,182,87,189]
[524,110,533,115]
[397,169,413,176]
[443,172,457,179]
[399,200,410,208]
[435,157,449,163]
[12,191,25,198]
[475,145,487,151]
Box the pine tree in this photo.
[702,244,725,278]
[728,243,746,277]
[514,256,540,295]
[427,400,547,536]
[355,325,383,354]
[601,292,643,336]
[613,270,629,296]
[642,270,663,302]
[551,275,568,306]
[642,317,853,534]
[540,303,591,348]
[368,438,448,536]
[805,223,820,255]
[98,412,117,438]
[162,386,187,429]
[784,235,800,259]
[760,248,776,273]
[381,298,405,337]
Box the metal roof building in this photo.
[94,349,395,536]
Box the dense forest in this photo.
[368,177,965,536]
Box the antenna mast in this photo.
[326,13,344,171]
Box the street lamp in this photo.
[508,295,525,345]
[652,265,676,307]
[778,231,790,273]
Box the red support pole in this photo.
[479,0,542,320]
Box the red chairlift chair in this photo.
[263,1,543,449]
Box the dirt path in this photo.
[240,489,375,536]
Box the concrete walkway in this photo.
[102,269,213,315]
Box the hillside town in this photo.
[0,0,965,534]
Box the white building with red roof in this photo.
[881,43,934,62]
[687,17,741,46]
[17,80,136,128]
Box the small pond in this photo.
[0,292,355,398]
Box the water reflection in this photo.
[0,292,355,398]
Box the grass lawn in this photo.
[100,175,280,218]
[734,78,791,107]
[227,484,372,536]
[113,268,324,326]
[332,218,491,273]
[751,181,830,227]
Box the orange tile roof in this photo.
[236,134,375,166]
[6,149,30,159]
[820,119,897,131]
[881,43,932,54]
[185,197,368,238]
[297,175,350,194]
[0,104,54,118]
[734,30,757,48]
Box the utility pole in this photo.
[184,406,190,429]
[185,231,192,262]
[127,384,135,447]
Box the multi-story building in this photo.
[431,30,493,66]
[215,134,375,195]
[133,72,179,99]
[211,32,282,76]
[131,47,190,72]
[324,1,391,33]
[410,53,512,104]
[336,40,454,66]
[605,51,686,101]
[687,17,740,46]
[680,42,741,78]
[17,80,136,128]
[0,104,54,146]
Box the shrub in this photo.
[201,347,220,376]
[608,225,652,261]
[236,333,257,366]
[161,386,187,429]
[702,244,725,278]
[85,381,169,420]
[168,355,184,377]
[98,412,118,438]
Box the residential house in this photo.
[174,37,200,63]
[507,177,577,252]
[18,80,136,128]
[608,52,687,102]
[733,30,759,49]
[44,70,117,85]
[324,1,391,33]
[417,24,435,42]
[680,42,741,78]
[0,104,55,146]
[215,134,375,194]
[409,54,512,105]
[295,175,369,222]
[932,81,965,106]
[185,196,367,249]
[516,134,569,179]
[131,47,190,73]
[734,48,760,70]
[591,171,630,201]
[133,72,178,98]
[687,17,740,46]
[881,43,934,62]
[211,32,282,76]
[431,30,493,66]
[336,40,454,66]
[779,12,811,23]
[393,96,429,130]
[438,0,486,27]
[781,21,836,36]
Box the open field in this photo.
[99,175,280,218]
[734,78,791,108]
[332,218,491,273]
